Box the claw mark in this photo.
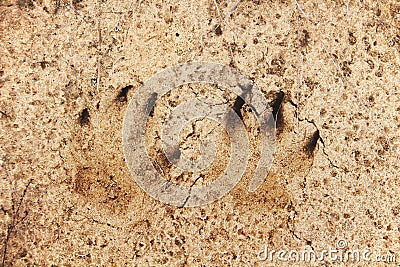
[271,91,284,118]
[79,108,90,126]
[231,95,245,120]
[117,85,133,102]
[271,91,285,135]
[304,129,320,156]
[146,93,158,117]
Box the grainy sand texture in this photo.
[1,0,400,266]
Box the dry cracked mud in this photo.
[1,0,400,266]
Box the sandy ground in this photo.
[1,0,400,266]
